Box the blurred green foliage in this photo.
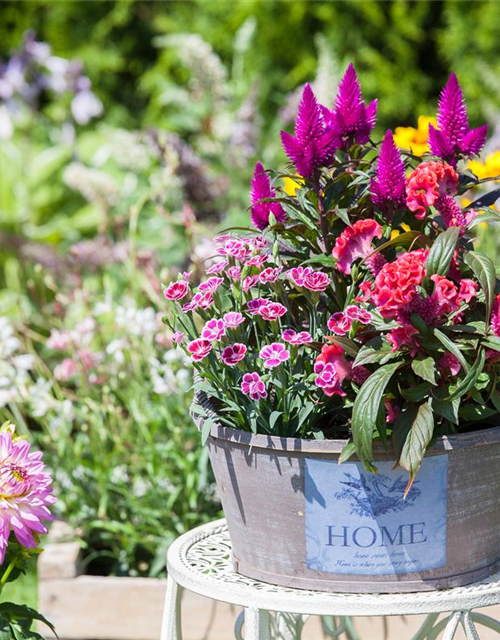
[1,0,499,131]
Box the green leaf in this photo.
[459,404,498,422]
[482,336,500,352]
[411,357,437,385]
[269,411,282,431]
[431,397,460,425]
[351,361,401,465]
[400,382,432,403]
[434,328,469,373]
[491,390,500,414]
[200,417,217,445]
[444,348,486,402]
[339,441,356,464]
[326,336,359,358]
[465,251,497,321]
[466,188,500,209]
[364,231,426,261]
[424,226,460,280]
[395,400,434,481]
[354,341,397,367]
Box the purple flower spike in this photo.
[371,130,406,210]
[280,83,337,178]
[428,73,487,162]
[324,63,377,149]
[250,162,287,231]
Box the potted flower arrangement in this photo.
[163,64,500,593]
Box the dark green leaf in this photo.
[425,227,460,280]
[459,404,498,422]
[326,336,359,358]
[465,251,497,321]
[465,188,500,209]
[396,400,434,480]
[411,357,437,385]
[200,417,216,445]
[445,348,486,402]
[431,397,460,425]
[351,361,401,465]
[339,441,356,464]
[400,382,432,402]
[434,328,469,373]
[482,336,500,352]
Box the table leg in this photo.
[461,612,480,640]
[244,608,270,640]
[161,575,183,640]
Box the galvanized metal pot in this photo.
[193,396,500,593]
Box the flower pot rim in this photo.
[193,392,500,456]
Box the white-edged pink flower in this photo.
[241,372,267,401]
[199,277,224,294]
[171,331,185,344]
[216,239,252,260]
[206,260,228,275]
[187,339,212,361]
[221,343,247,366]
[282,329,313,345]
[251,236,268,250]
[227,266,242,281]
[344,305,373,324]
[287,266,313,287]
[258,302,287,321]
[259,343,290,369]
[47,330,71,350]
[247,298,269,315]
[183,292,214,312]
[327,312,352,336]
[201,319,226,341]
[245,254,269,268]
[303,271,331,292]
[243,275,259,292]
[182,271,192,281]
[259,267,282,284]
[223,312,244,328]
[164,280,189,301]
[314,361,345,397]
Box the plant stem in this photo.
[0,559,17,595]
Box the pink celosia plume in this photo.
[250,162,287,231]
[371,130,406,210]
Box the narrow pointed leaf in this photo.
[424,226,460,281]
[395,400,434,481]
[465,251,497,321]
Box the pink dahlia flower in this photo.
[259,343,290,369]
[221,344,247,366]
[164,280,189,301]
[0,429,56,564]
[332,219,382,275]
[281,329,313,345]
[406,161,458,220]
[303,270,331,292]
[258,302,287,321]
[372,249,428,319]
[187,339,212,361]
[241,372,267,401]
[223,312,244,328]
[201,319,226,342]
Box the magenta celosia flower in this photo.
[221,343,247,366]
[245,254,269,268]
[187,338,212,361]
[223,312,244,328]
[258,302,287,321]
[259,267,282,284]
[387,324,420,355]
[280,83,337,178]
[164,280,189,301]
[241,372,268,401]
[434,194,475,232]
[303,271,331,292]
[439,353,461,377]
[226,266,242,281]
[492,295,500,337]
[259,343,290,369]
[332,219,382,275]
[370,130,406,210]
[206,260,228,275]
[201,319,226,342]
[322,63,377,149]
[171,331,185,344]
[406,161,459,220]
[282,329,313,345]
[250,162,287,231]
[0,429,56,564]
[247,298,268,315]
[287,266,313,287]
[198,277,224,294]
[428,73,488,163]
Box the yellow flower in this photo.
[282,175,303,196]
[394,116,437,156]
[468,151,500,180]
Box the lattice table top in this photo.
[166,519,500,617]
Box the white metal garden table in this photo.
[161,519,500,640]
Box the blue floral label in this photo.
[305,456,448,575]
